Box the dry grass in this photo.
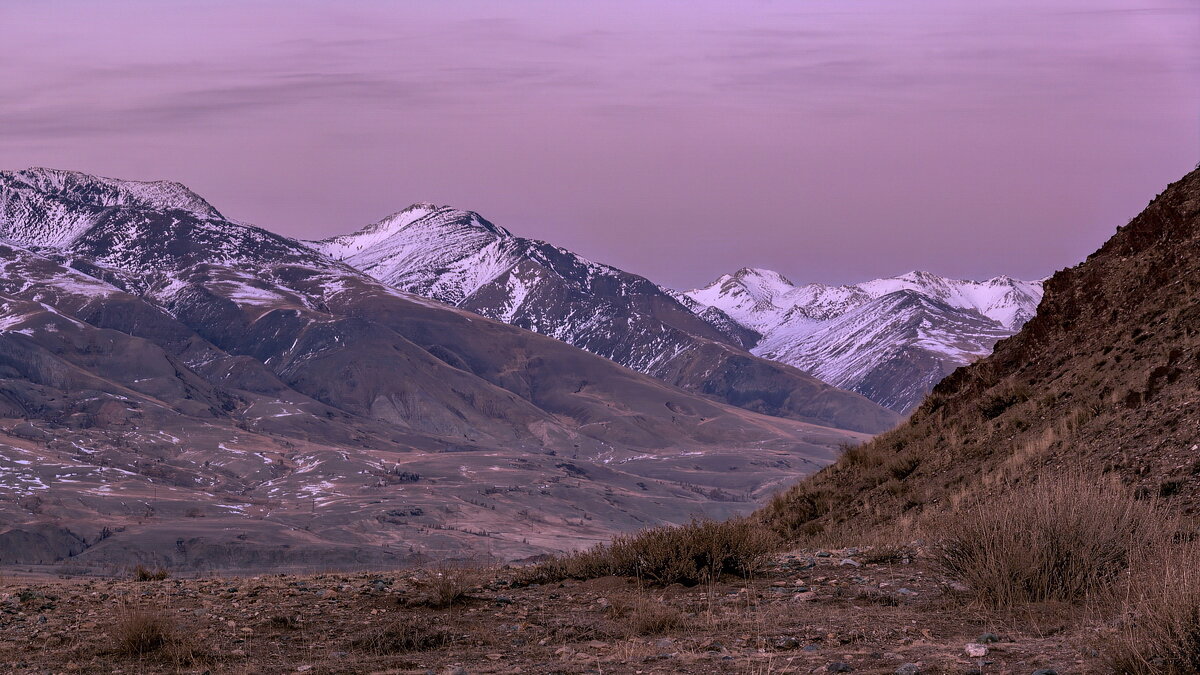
[525,517,778,586]
[419,563,488,608]
[131,564,169,582]
[1109,541,1200,673]
[108,609,199,665]
[932,473,1167,608]
[607,596,685,635]
[349,615,455,655]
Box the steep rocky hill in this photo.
[761,166,1200,536]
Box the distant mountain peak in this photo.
[684,266,1044,413]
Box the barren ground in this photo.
[0,546,1105,674]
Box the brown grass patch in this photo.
[932,473,1167,608]
[416,563,489,608]
[524,517,778,586]
[1109,541,1200,673]
[350,615,455,654]
[108,610,198,665]
[131,564,169,581]
[607,596,685,635]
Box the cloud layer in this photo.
[2,0,1197,287]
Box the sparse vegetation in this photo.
[350,615,455,654]
[607,596,685,635]
[1109,542,1200,673]
[525,517,778,586]
[932,473,1167,608]
[109,609,198,665]
[131,564,170,581]
[419,564,487,608]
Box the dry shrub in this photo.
[110,610,197,665]
[608,596,685,635]
[526,517,777,586]
[421,564,487,608]
[131,564,169,581]
[1109,542,1200,673]
[350,616,454,654]
[933,473,1166,608]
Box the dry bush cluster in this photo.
[131,564,170,582]
[109,610,198,666]
[419,564,488,608]
[526,517,777,586]
[1109,541,1200,673]
[932,473,1167,608]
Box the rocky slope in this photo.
[761,165,1200,535]
[311,205,898,433]
[0,168,875,570]
[685,268,1044,413]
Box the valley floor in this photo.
[0,547,1103,674]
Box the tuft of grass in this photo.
[1108,542,1200,673]
[607,596,685,635]
[350,616,454,654]
[131,564,169,582]
[420,564,487,608]
[525,517,778,587]
[932,473,1166,608]
[112,611,176,656]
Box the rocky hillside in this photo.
[0,168,875,570]
[311,205,898,433]
[685,268,1043,413]
[761,166,1200,535]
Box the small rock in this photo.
[895,664,921,675]
[816,551,832,558]
[964,643,988,658]
[1031,671,1058,675]
[773,636,800,650]
[295,667,313,673]
[827,663,854,673]
[839,559,862,568]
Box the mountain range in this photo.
[0,167,1044,570]
[684,268,1043,413]
[310,205,896,431]
[314,206,1042,416]
[0,168,876,570]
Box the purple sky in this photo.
[2,0,1197,289]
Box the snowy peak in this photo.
[314,204,512,262]
[0,167,224,249]
[686,268,1043,333]
[857,270,1043,330]
[309,204,520,304]
[6,167,222,219]
[683,267,1043,413]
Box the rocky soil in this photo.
[1,547,1101,674]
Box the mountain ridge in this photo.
[311,204,899,433]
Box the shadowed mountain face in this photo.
[0,168,876,571]
[685,268,1043,413]
[761,166,1200,535]
[311,206,899,434]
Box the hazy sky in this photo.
[2,0,1197,288]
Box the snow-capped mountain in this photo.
[685,268,1044,413]
[0,167,886,569]
[311,206,896,433]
